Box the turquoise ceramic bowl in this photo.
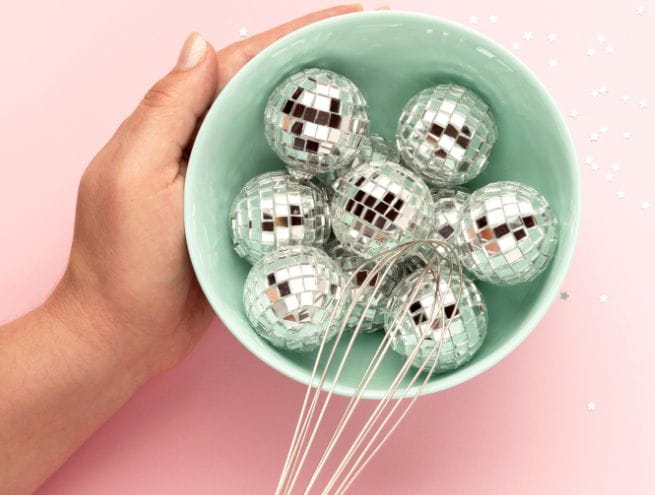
[184,12,580,399]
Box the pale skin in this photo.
[0,5,365,494]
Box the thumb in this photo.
[117,33,218,178]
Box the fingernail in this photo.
[176,32,208,71]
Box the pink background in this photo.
[1,0,654,493]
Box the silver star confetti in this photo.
[586,401,597,412]
[621,94,630,102]
[512,42,521,50]
[569,109,580,118]
[469,15,478,24]
[523,32,533,40]
[489,15,499,23]
[616,191,625,199]
[590,132,599,142]
[636,6,646,16]
[639,99,648,108]
[548,59,558,68]
[642,201,652,211]
[623,131,632,140]
[239,27,249,38]
[548,33,558,42]
[586,48,596,56]
[599,295,608,303]
[560,291,569,300]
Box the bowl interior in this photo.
[185,12,579,398]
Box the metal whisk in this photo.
[275,240,463,495]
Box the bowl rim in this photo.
[184,10,582,399]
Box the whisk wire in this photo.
[276,240,464,495]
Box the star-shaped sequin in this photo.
[639,99,648,108]
[591,162,600,171]
[523,32,533,40]
[606,45,615,53]
[599,125,608,134]
[587,401,597,412]
[617,190,626,199]
[548,59,558,68]
[611,163,621,172]
[584,155,593,165]
[642,201,652,210]
[548,33,558,42]
[621,94,631,102]
[239,27,249,38]
[599,295,608,303]
[560,291,569,300]
[599,85,609,95]
[590,132,599,142]
[605,173,614,182]
[586,48,596,56]
[636,6,646,16]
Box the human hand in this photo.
[46,4,364,383]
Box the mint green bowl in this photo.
[185,12,580,399]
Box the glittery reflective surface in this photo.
[331,160,433,257]
[386,266,487,373]
[454,181,559,285]
[325,239,402,333]
[317,133,398,188]
[397,84,497,186]
[243,246,345,352]
[264,68,369,178]
[230,171,330,264]
[431,187,471,243]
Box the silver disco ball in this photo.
[386,264,488,373]
[325,238,402,333]
[396,84,497,186]
[431,187,471,243]
[243,246,346,352]
[331,160,433,258]
[230,171,331,264]
[264,68,369,178]
[454,181,559,285]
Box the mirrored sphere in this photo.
[331,160,433,257]
[230,171,330,264]
[325,239,402,333]
[454,181,559,285]
[386,265,488,373]
[396,84,497,186]
[243,246,346,352]
[264,68,369,178]
[431,187,471,242]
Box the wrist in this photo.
[42,270,155,389]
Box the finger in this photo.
[111,33,218,181]
[216,4,363,90]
